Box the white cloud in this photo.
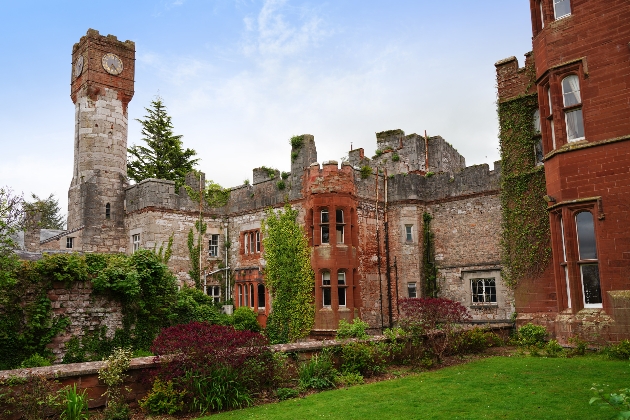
[242,0,329,57]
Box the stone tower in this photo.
[68,29,135,252]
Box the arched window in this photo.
[258,284,265,308]
[238,285,243,307]
[539,1,545,28]
[575,212,601,307]
[105,203,111,219]
[244,284,249,307]
[250,284,255,308]
[562,75,585,142]
[322,271,331,307]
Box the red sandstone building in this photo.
[497,0,630,342]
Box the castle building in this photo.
[497,0,630,342]
[22,29,513,336]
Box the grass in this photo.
[198,356,630,420]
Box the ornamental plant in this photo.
[398,298,471,363]
[151,322,274,412]
[262,203,315,344]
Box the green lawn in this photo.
[199,356,630,420]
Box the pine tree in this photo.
[127,98,199,189]
[23,193,65,230]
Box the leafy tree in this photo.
[0,186,23,256]
[23,193,65,230]
[262,203,315,343]
[127,97,199,189]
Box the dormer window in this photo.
[553,0,571,20]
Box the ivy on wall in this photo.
[184,178,230,208]
[0,251,226,369]
[422,212,438,298]
[498,93,551,288]
[262,203,315,344]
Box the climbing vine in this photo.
[290,135,304,162]
[184,179,230,208]
[188,219,207,290]
[422,212,438,298]
[262,203,315,344]
[498,93,551,288]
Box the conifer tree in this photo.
[127,97,199,189]
[23,193,65,230]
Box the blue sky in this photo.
[0,1,533,216]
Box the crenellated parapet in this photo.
[495,52,536,103]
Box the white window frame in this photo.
[407,282,417,298]
[471,278,497,305]
[208,285,221,303]
[66,237,74,249]
[405,225,413,242]
[256,231,261,252]
[322,271,331,307]
[209,234,219,257]
[575,211,602,308]
[132,234,140,252]
[553,0,571,20]
[321,209,330,244]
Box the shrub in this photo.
[340,342,389,376]
[276,180,286,190]
[60,384,89,420]
[590,385,630,417]
[20,353,52,368]
[0,374,63,420]
[290,135,304,150]
[151,322,272,413]
[168,286,228,326]
[335,372,364,387]
[281,171,290,180]
[392,153,400,162]
[604,340,630,360]
[544,339,564,357]
[98,347,132,420]
[336,318,369,340]
[398,298,471,362]
[232,306,261,332]
[139,379,185,415]
[517,323,548,348]
[360,166,373,179]
[568,335,588,356]
[452,327,502,355]
[299,352,338,390]
[276,387,299,401]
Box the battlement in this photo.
[495,52,536,102]
[348,129,465,177]
[73,28,135,53]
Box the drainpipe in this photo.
[384,169,393,328]
[375,169,384,331]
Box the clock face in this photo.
[102,53,123,75]
[74,55,84,78]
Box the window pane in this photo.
[322,271,331,286]
[336,209,344,223]
[405,225,413,242]
[321,225,329,244]
[562,75,581,106]
[547,87,552,115]
[576,212,597,260]
[533,109,541,133]
[554,0,571,19]
[540,1,545,28]
[338,271,346,285]
[564,266,572,308]
[336,225,344,243]
[550,119,556,149]
[244,284,249,307]
[323,288,331,306]
[581,264,602,305]
[407,283,417,298]
[338,287,346,306]
[566,109,585,141]
[250,284,255,307]
[258,284,265,308]
[534,139,544,165]
[321,209,329,223]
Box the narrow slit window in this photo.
[250,284,255,308]
[336,209,344,244]
[258,284,265,308]
[322,271,331,307]
[405,225,413,242]
[105,203,111,219]
[256,231,261,252]
[321,209,330,244]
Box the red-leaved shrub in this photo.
[150,322,274,405]
[398,298,471,362]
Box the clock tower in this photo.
[68,29,135,252]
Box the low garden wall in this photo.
[0,324,512,413]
